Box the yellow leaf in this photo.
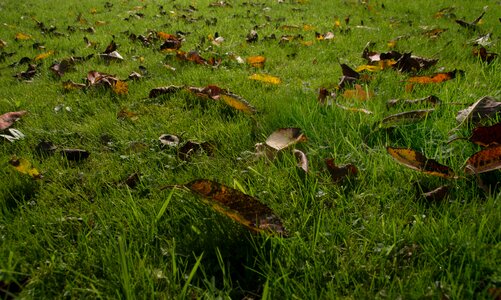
[247,56,266,68]
[249,73,281,85]
[355,65,380,72]
[220,94,256,114]
[90,8,97,14]
[387,147,456,178]
[112,81,129,95]
[9,157,42,179]
[387,40,397,48]
[303,24,315,31]
[334,20,341,27]
[34,50,54,61]
[15,33,32,41]
[301,41,314,46]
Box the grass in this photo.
[0,0,500,298]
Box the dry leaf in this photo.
[265,128,306,151]
[117,108,138,121]
[15,33,32,41]
[61,149,90,161]
[0,128,25,142]
[148,85,184,98]
[422,185,450,201]
[473,47,498,63]
[160,34,182,51]
[325,158,358,183]
[380,109,434,128]
[249,73,281,84]
[465,145,501,174]
[219,93,256,114]
[408,70,462,84]
[184,179,287,235]
[293,149,308,173]
[469,122,501,147]
[0,111,27,131]
[178,141,213,161]
[34,50,54,61]
[455,12,484,30]
[387,95,440,108]
[342,84,373,101]
[112,80,128,95]
[14,64,37,81]
[159,134,180,147]
[63,80,86,91]
[456,96,501,124]
[387,147,456,178]
[9,157,42,179]
[335,103,373,114]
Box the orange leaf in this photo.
[387,147,456,178]
[465,145,501,174]
[342,84,373,101]
[408,70,462,84]
[247,56,266,68]
[34,50,54,61]
[185,179,287,235]
[325,158,358,183]
[112,80,129,95]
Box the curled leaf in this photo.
[325,158,358,183]
[380,109,434,128]
[0,128,25,142]
[293,149,308,173]
[159,134,180,147]
[422,185,450,201]
[387,147,456,178]
[265,128,306,151]
[184,179,287,235]
[0,111,27,131]
[342,84,373,101]
[456,96,501,124]
[387,95,440,108]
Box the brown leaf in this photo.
[340,63,360,79]
[422,185,450,201]
[456,96,501,124]
[148,85,184,98]
[117,108,138,121]
[380,109,434,128]
[455,12,485,30]
[112,80,128,95]
[184,179,286,235]
[394,52,438,73]
[86,71,119,87]
[325,158,358,183]
[61,149,90,161]
[265,128,306,151]
[0,111,27,131]
[176,50,220,66]
[423,28,447,39]
[387,147,456,178]
[14,64,37,81]
[465,145,501,174]
[408,70,462,84]
[470,122,501,147]
[62,80,86,91]
[246,30,258,43]
[178,141,214,161]
[104,40,117,54]
[387,95,440,108]
[160,34,182,51]
[342,84,373,101]
[293,149,308,173]
[473,47,498,63]
[124,173,140,188]
[489,287,501,300]
[159,134,180,147]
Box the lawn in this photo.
[0,0,500,298]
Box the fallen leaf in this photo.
[342,84,373,101]
[34,50,54,61]
[0,39,7,48]
[0,128,25,142]
[35,140,57,155]
[394,53,438,73]
[128,71,142,80]
[473,47,498,63]
[246,30,258,43]
[61,149,90,161]
[159,134,180,147]
[465,145,501,174]
[387,95,440,108]
[456,12,485,30]
[249,73,281,84]
[265,128,306,151]
[148,85,184,98]
[220,93,257,114]
[318,88,335,105]
[456,96,501,124]
[178,141,213,160]
[408,70,462,84]
[325,158,358,183]
[335,103,373,114]
[159,33,182,51]
[117,108,138,121]
[112,80,128,95]
[87,71,119,88]
[340,63,360,79]
[0,111,27,131]
[380,110,434,128]
[293,149,308,173]
[124,173,140,188]
[14,64,37,81]
[9,157,42,179]
[488,287,501,300]
[184,179,286,235]
[423,28,447,39]
[387,147,456,178]
[434,7,456,19]
[103,40,117,54]
[422,185,450,201]
[15,33,32,41]
[99,50,123,61]
[176,50,221,66]
[469,122,501,147]
[247,56,266,68]
[63,80,86,91]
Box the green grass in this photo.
[1,0,500,298]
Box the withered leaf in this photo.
[246,30,258,43]
[61,149,90,161]
[247,56,266,68]
[87,71,119,87]
[387,95,440,108]
[473,47,498,63]
[465,145,501,174]
[394,52,438,73]
[293,149,308,173]
[160,34,182,51]
[14,64,37,81]
[340,63,360,79]
[470,122,501,147]
[380,109,434,128]
[0,111,27,131]
[176,50,221,66]
[63,80,86,91]
[148,85,184,98]
[34,50,54,61]
[104,40,117,54]
[159,134,180,147]
[387,147,456,178]
[408,69,462,84]
[219,93,257,114]
[35,140,57,155]
[456,96,501,124]
[336,103,373,114]
[178,141,213,160]
[265,128,306,151]
[422,185,450,201]
[117,108,138,121]
[342,84,373,101]
[325,158,358,183]
[184,179,286,235]
[124,173,140,188]
[99,51,123,61]
[112,80,128,95]
[15,32,32,41]
[455,12,485,30]
[9,157,42,179]
[0,128,25,143]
